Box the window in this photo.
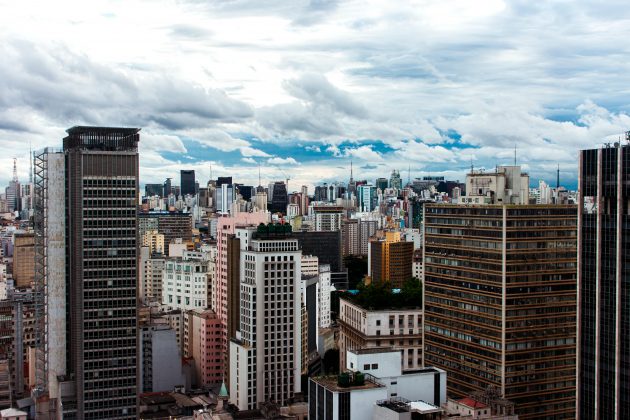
[376,320,381,326]
[371,363,378,369]
[363,364,370,370]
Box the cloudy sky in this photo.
[1,0,630,191]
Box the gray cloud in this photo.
[0,38,252,132]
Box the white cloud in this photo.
[268,156,299,165]
[240,146,270,157]
[1,0,629,187]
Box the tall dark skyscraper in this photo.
[180,169,196,196]
[269,181,288,213]
[34,126,139,419]
[578,142,630,419]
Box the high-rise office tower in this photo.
[163,177,172,197]
[578,142,630,419]
[389,169,402,190]
[217,183,234,214]
[269,181,288,214]
[423,203,577,419]
[368,230,413,287]
[375,177,388,192]
[300,185,309,215]
[357,184,377,212]
[5,159,21,213]
[180,170,196,197]
[34,126,139,419]
[229,224,302,410]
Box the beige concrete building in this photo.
[12,233,34,288]
[338,297,422,373]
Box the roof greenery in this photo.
[340,277,422,310]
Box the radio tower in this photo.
[12,158,18,182]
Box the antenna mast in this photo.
[29,142,33,184]
[12,158,18,182]
[514,145,517,167]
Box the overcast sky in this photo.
[1,0,630,191]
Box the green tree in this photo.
[343,255,368,289]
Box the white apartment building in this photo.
[339,297,423,372]
[318,264,332,329]
[309,348,447,420]
[313,206,343,232]
[162,251,214,311]
[229,227,302,411]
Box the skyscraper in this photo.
[269,181,288,214]
[34,126,139,419]
[229,224,302,410]
[423,203,577,419]
[578,141,630,419]
[180,169,196,197]
[389,169,402,190]
[5,159,20,213]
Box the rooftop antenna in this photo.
[350,159,354,183]
[209,164,213,181]
[408,164,411,186]
[12,158,18,183]
[556,163,560,189]
[29,141,33,184]
[514,145,517,167]
[258,163,262,187]
[470,156,474,174]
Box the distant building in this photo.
[389,170,402,190]
[460,165,529,205]
[269,181,288,214]
[180,170,196,197]
[293,231,342,273]
[368,231,413,287]
[375,177,388,192]
[162,251,214,311]
[139,211,193,256]
[142,229,165,254]
[357,185,377,212]
[12,233,34,288]
[216,183,234,214]
[313,206,343,232]
[145,183,163,197]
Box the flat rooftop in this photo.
[311,375,383,392]
[350,347,400,355]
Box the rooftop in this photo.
[458,397,488,409]
[65,126,140,135]
[350,347,400,356]
[310,374,383,392]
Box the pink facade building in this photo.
[214,212,269,378]
[186,309,223,387]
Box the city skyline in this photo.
[1,1,630,189]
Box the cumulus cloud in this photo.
[268,156,299,165]
[1,0,629,187]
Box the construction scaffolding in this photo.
[32,149,48,396]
